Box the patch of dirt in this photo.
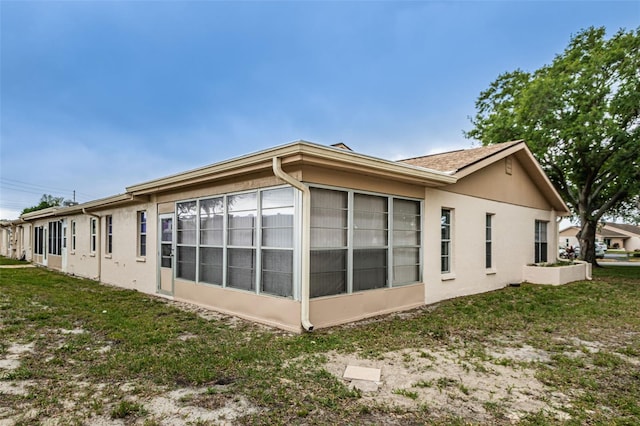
[0,380,35,396]
[0,333,258,425]
[0,342,34,374]
[490,343,552,363]
[170,300,246,326]
[143,387,258,425]
[324,346,571,422]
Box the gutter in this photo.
[272,157,314,332]
[82,208,102,282]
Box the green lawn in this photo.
[0,262,638,425]
[0,256,29,266]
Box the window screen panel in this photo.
[200,247,223,285]
[227,248,256,291]
[311,188,347,248]
[200,197,224,246]
[393,230,421,245]
[262,206,293,248]
[353,248,387,291]
[228,193,257,247]
[262,250,293,297]
[261,187,293,209]
[393,247,420,284]
[354,194,387,247]
[177,202,197,245]
[310,249,347,297]
[177,246,196,281]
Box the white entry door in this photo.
[157,214,174,295]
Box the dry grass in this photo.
[1,261,639,424]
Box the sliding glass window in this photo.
[393,199,421,285]
[227,192,257,291]
[353,194,388,291]
[176,201,197,281]
[310,188,348,298]
[310,186,422,298]
[261,187,294,297]
[199,197,224,285]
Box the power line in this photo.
[0,178,99,199]
[0,177,74,193]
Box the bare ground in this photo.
[2,326,599,425]
[1,298,636,424]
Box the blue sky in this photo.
[1,1,638,220]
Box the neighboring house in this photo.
[601,222,640,251]
[0,140,570,332]
[559,226,580,248]
[558,223,640,252]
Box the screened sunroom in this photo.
[172,184,423,301]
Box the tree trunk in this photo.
[578,219,599,266]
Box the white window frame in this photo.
[138,211,147,257]
[486,213,493,269]
[47,221,62,256]
[441,208,452,274]
[105,215,113,255]
[535,220,548,263]
[34,226,44,255]
[90,218,97,254]
[71,220,76,252]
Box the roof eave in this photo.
[127,141,457,195]
[20,194,145,221]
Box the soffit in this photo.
[126,141,457,196]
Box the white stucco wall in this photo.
[98,203,158,294]
[624,236,640,251]
[0,226,10,257]
[423,187,558,305]
[66,214,100,279]
[23,202,158,296]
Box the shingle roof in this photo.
[604,222,640,236]
[400,140,523,173]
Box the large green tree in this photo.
[21,194,65,215]
[466,27,640,264]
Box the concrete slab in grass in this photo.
[343,365,381,382]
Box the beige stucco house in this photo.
[0,140,571,332]
[560,223,640,251]
[601,223,640,251]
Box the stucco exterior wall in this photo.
[66,214,100,279]
[302,165,425,199]
[25,202,157,294]
[0,227,10,257]
[523,263,588,285]
[559,227,580,248]
[98,203,158,294]
[625,238,640,251]
[155,172,282,205]
[309,283,424,329]
[609,231,640,251]
[174,279,302,332]
[423,187,557,305]
[443,156,554,211]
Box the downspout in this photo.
[83,208,102,282]
[272,157,314,331]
